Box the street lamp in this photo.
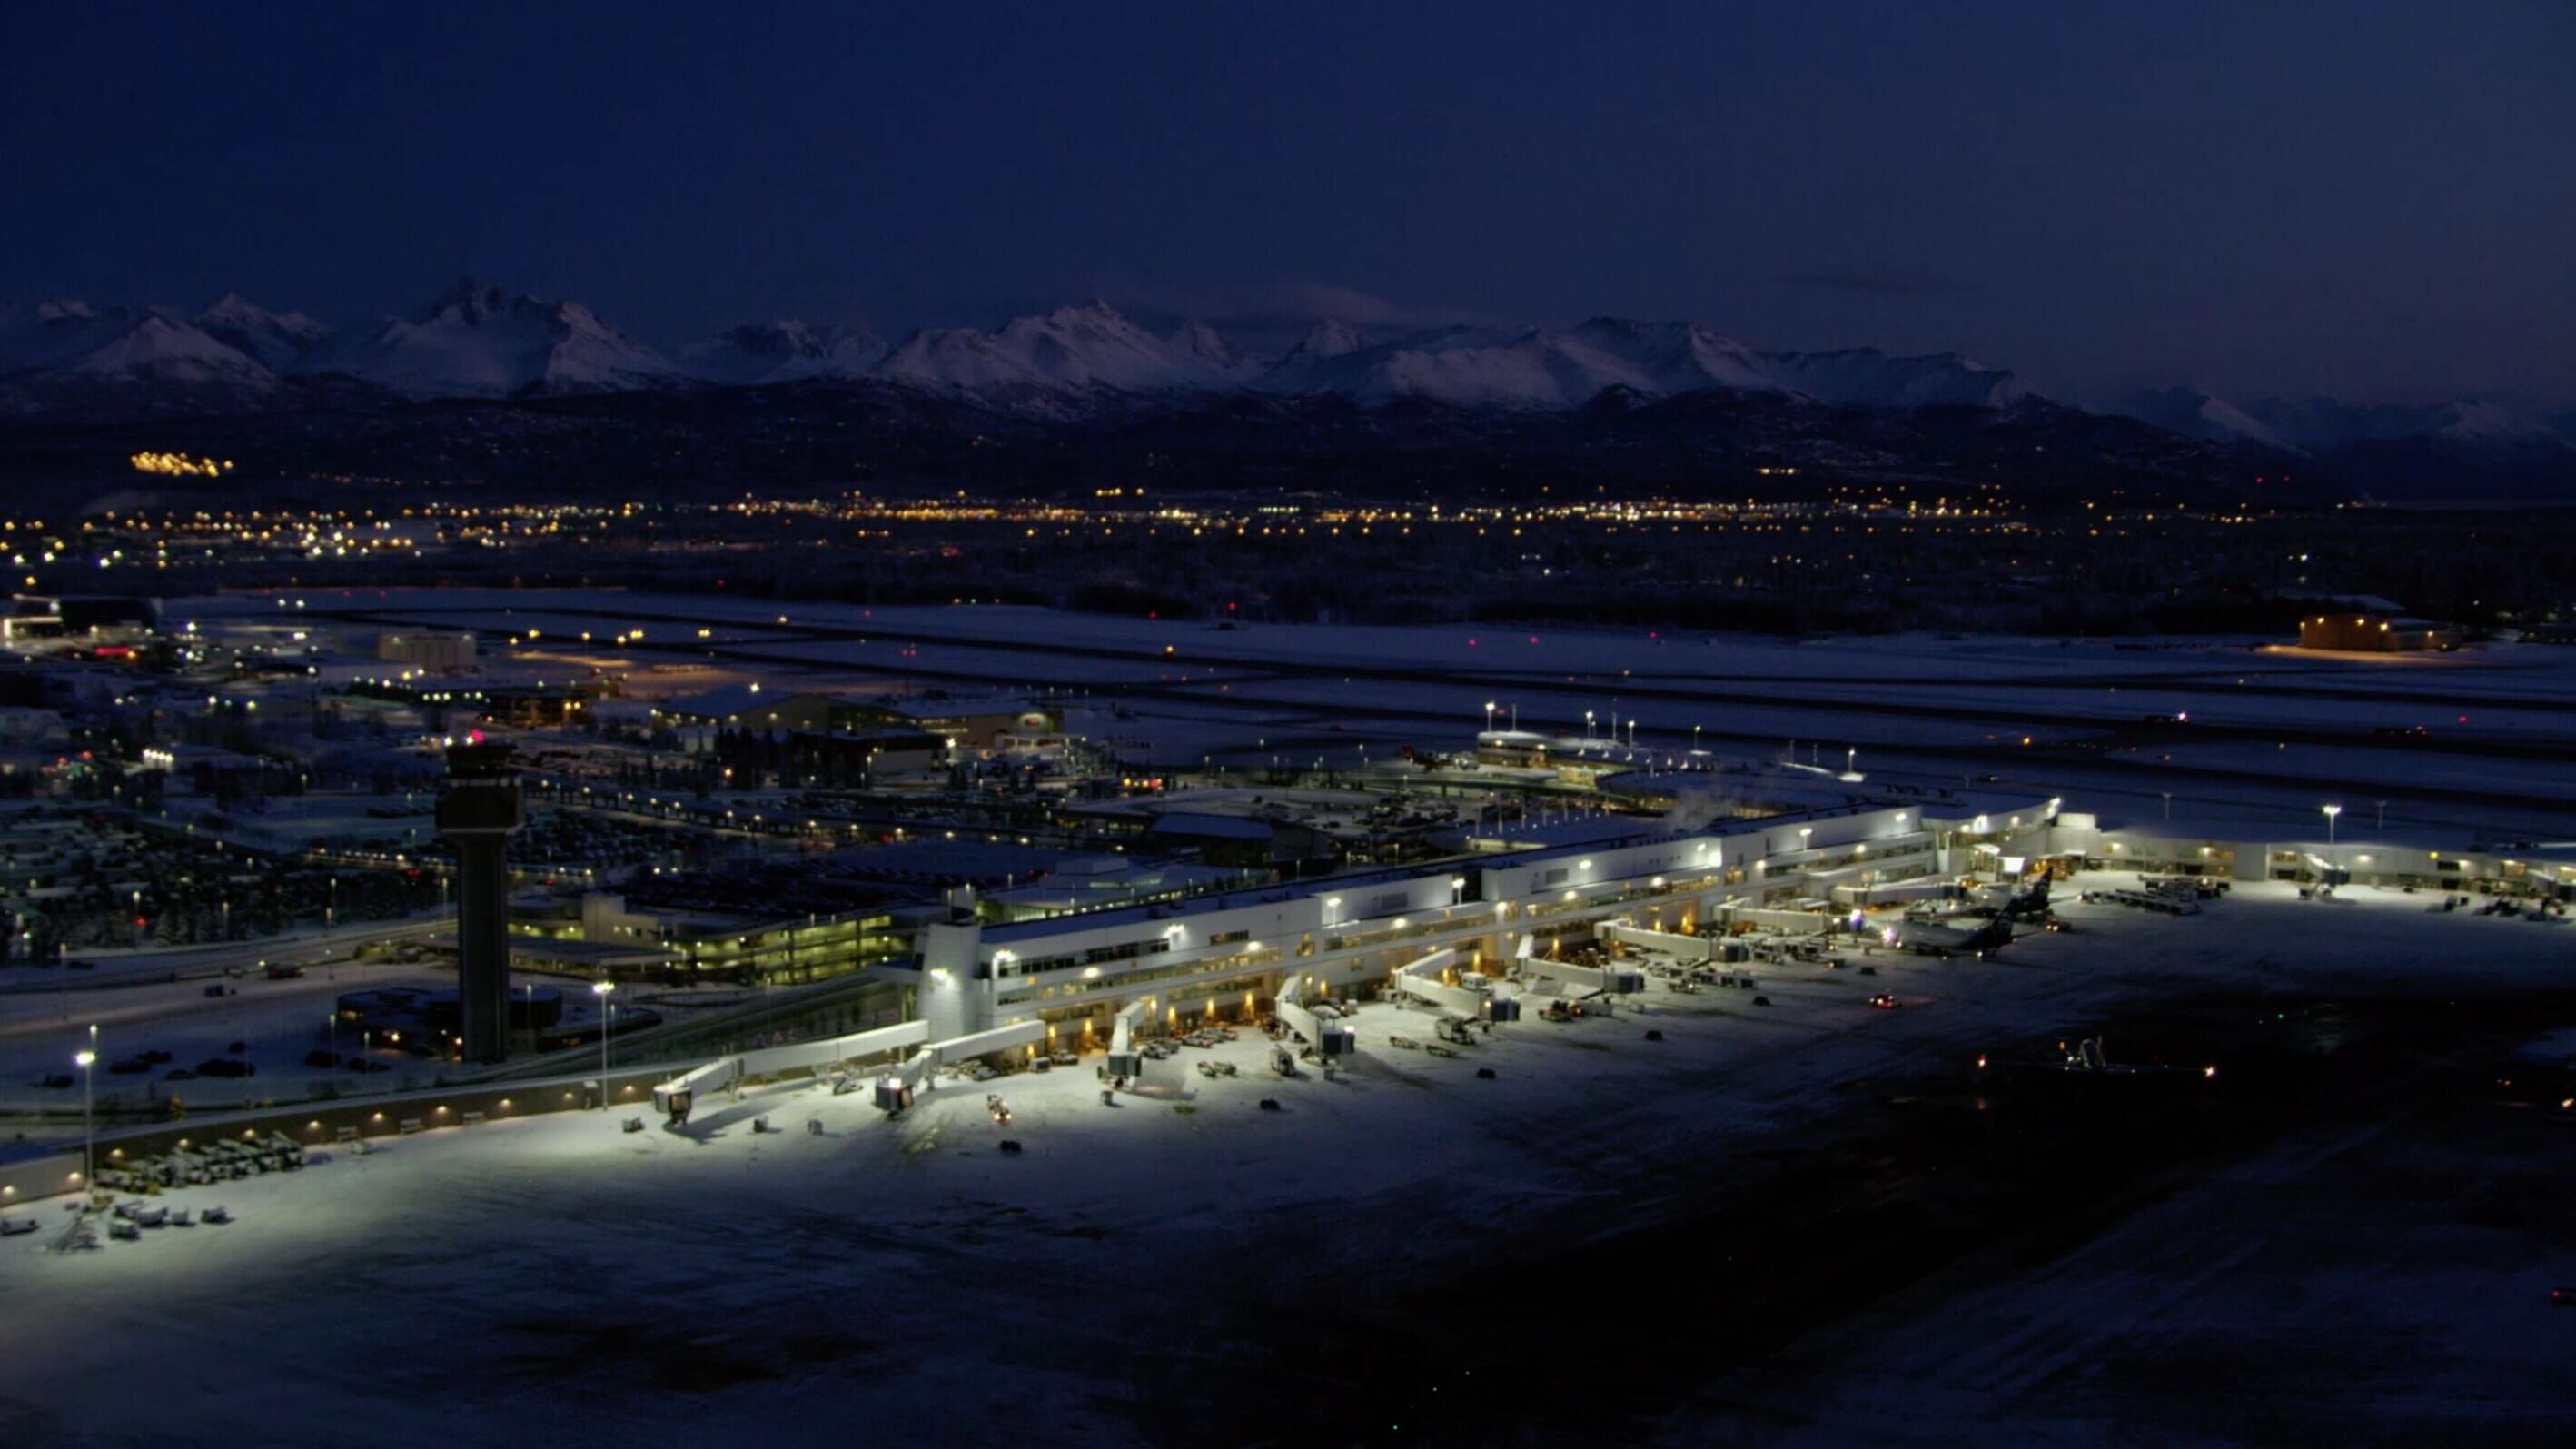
[591,979,617,1110]
[2374,799,2388,830]
[74,1037,96,1194]
[2322,803,2342,844]
[1483,701,1497,731]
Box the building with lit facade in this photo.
[901,793,2066,1049]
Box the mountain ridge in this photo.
[4,282,2570,495]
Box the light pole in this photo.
[2374,799,2388,830]
[2322,803,2342,845]
[75,1033,96,1195]
[592,979,616,1110]
[1483,701,1497,732]
[2161,791,2172,820]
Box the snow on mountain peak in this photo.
[1253,318,2026,411]
[194,294,331,370]
[1294,319,1367,359]
[1565,318,1773,393]
[0,297,276,411]
[65,311,272,385]
[320,280,679,397]
[2085,386,2297,452]
[876,299,1241,395]
[679,319,887,385]
[1759,348,2030,410]
[10,283,2560,465]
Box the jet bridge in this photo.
[1515,933,1647,997]
[1105,997,1152,1078]
[1597,921,1715,965]
[652,1019,931,1122]
[1391,948,1520,1023]
[873,1019,1047,1112]
[1274,972,1356,1062]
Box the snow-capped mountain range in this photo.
[312,279,679,396]
[4,280,2570,468]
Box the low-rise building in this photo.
[2297,613,2460,651]
[896,794,2064,1049]
[377,630,478,673]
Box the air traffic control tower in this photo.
[436,739,524,1062]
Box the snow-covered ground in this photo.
[0,958,455,1115]
[4,875,2571,1445]
[243,590,2576,806]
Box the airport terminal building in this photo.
[901,793,2067,1047]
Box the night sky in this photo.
[8,1,2571,403]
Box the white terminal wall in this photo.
[907,797,2058,1038]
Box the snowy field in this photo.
[201,587,2576,697]
[5,876,2572,1445]
[243,591,2576,832]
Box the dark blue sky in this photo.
[8,1,2571,402]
